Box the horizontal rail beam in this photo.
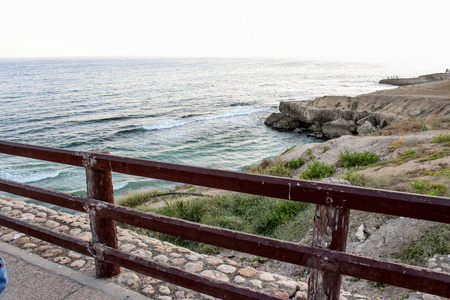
[0,179,449,297]
[94,201,450,297]
[0,140,86,167]
[0,214,282,300]
[0,140,449,223]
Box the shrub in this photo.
[247,157,305,176]
[247,160,290,177]
[431,132,450,144]
[338,149,379,168]
[388,137,406,149]
[410,180,447,196]
[343,170,368,186]
[322,145,329,153]
[266,162,292,177]
[255,200,308,236]
[159,200,205,223]
[399,149,420,160]
[299,161,335,180]
[287,157,305,169]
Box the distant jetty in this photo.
[379,72,450,86]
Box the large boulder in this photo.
[356,115,377,126]
[357,121,377,135]
[322,119,356,139]
[264,113,301,131]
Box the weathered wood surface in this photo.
[85,149,120,278]
[308,178,350,300]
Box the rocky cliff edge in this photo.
[265,79,450,139]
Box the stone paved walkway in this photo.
[0,195,447,299]
[0,241,146,300]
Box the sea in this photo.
[0,57,441,199]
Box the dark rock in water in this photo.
[293,128,306,134]
[322,119,356,139]
[264,113,301,131]
[307,132,324,139]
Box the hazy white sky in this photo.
[0,0,448,64]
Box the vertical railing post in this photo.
[307,178,350,300]
[85,149,120,278]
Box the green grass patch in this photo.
[422,167,450,178]
[432,132,450,144]
[299,161,335,180]
[393,224,450,266]
[116,189,161,207]
[135,193,312,253]
[282,145,297,154]
[338,149,379,168]
[343,170,369,186]
[398,149,420,160]
[419,150,450,162]
[410,179,447,196]
[247,157,305,177]
[287,157,305,170]
[341,171,411,191]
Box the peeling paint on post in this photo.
[85,149,120,278]
[308,178,350,300]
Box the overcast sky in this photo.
[0,0,448,65]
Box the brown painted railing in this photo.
[0,140,449,299]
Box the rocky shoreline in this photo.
[265,78,450,139]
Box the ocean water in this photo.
[0,57,439,197]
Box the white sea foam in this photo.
[142,107,270,132]
[0,169,61,183]
[113,182,128,190]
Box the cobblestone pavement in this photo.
[0,196,447,300]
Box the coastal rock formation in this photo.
[321,119,356,139]
[265,79,450,139]
[264,112,302,131]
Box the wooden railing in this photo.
[0,140,448,299]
